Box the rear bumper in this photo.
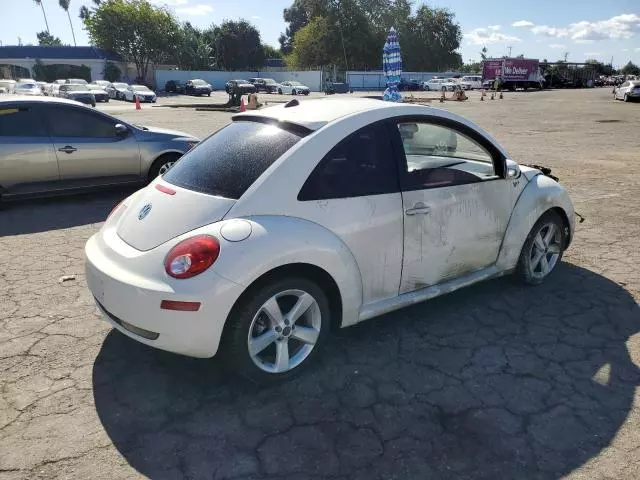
[85,229,244,358]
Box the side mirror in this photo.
[115,123,129,137]
[506,159,521,179]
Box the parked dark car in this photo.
[225,79,257,95]
[165,80,186,94]
[398,78,421,91]
[248,78,279,93]
[58,84,96,107]
[185,79,213,96]
[324,82,351,94]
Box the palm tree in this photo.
[34,0,50,34]
[79,0,101,21]
[59,0,77,46]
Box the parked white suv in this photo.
[460,75,483,90]
[422,78,457,91]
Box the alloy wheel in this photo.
[528,222,562,281]
[158,161,176,175]
[247,289,322,374]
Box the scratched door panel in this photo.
[400,180,512,293]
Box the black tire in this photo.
[148,153,182,182]
[222,277,331,384]
[624,94,629,102]
[304,91,310,95]
[278,89,282,95]
[207,92,211,97]
[292,89,297,95]
[516,211,567,285]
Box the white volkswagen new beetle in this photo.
[85,98,575,383]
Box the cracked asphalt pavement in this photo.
[1,89,639,479]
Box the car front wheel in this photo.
[624,94,629,102]
[278,89,282,94]
[148,153,181,181]
[223,277,330,384]
[517,211,566,285]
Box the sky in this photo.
[1,0,639,68]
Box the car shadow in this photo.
[92,264,639,479]
[0,188,137,236]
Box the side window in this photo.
[46,107,116,138]
[0,106,48,137]
[396,121,498,190]
[298,123,399,200]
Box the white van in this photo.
[460,75,483,90]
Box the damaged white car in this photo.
[85,98,575,384]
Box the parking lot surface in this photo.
[1,89,639,479]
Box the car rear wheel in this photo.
[624,94,629,102]
[223,277,330,384]
[292,89,297,95]
[278,89,282,95]
[517,211,566,285]
[148,153,181,181]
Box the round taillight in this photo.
[164,235,220,279]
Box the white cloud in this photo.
[636,47,640,52]
[549,44,566,49]
[622,48,629,52]
[527,14,640,42]
[532,25,569,37]
[176,4,214,15]
[464,28,521,45]
[251,15,261,20]
[488,25,501,31]
[584,52,602,56]
[512,20,534,28]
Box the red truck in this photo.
[482,58,544,91]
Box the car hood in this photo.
[116,180,235,251]
[68,91,93,96]
[136,125,196,139]
[520,165,543,181]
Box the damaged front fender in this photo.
[496,173,575,272]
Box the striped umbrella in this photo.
[382,27,403,102]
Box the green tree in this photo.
[400,5,462,71]
[79,0,102,21]
[279,0,311,54]
[212,20,264,70]
[33,0,50,34]
[37,31,63,46]
[263,44,283,59]
[103,61,122,82]
[174,22,212,70]
[82,0,180,80]
[459,62,481,73]
[480,46,488,61]
[620,61,640,76]
[282,0,461,71]
[59,0,77,46]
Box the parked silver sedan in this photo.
[0,97,198,201]
[614,80,640,102]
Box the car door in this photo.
[294,122,404,305]
[44,104,141,182]
[391,117,515,293]
[618,81,629,99]
[0,103,59,194]
[281,82,291,94]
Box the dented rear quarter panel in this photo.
[496,173,575,271]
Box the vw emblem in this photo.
[138,204,152,220]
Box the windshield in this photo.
[112,83,128,89]
[67,79,87,85]
[263,78,277,84]
[133,85,150,91]
[17,83,37,89]
[289,81,303,86]
[191,79,207,85]
[163,120,305,199]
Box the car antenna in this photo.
[284,99,300,108]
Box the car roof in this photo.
[234,97,446,131]
[0,96,91,107]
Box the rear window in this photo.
[163,121,304,199]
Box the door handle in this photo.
[405,202,431,215]
[58,146,77,154]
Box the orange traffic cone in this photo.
[135,95,141,110]
[239,97,246,112]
